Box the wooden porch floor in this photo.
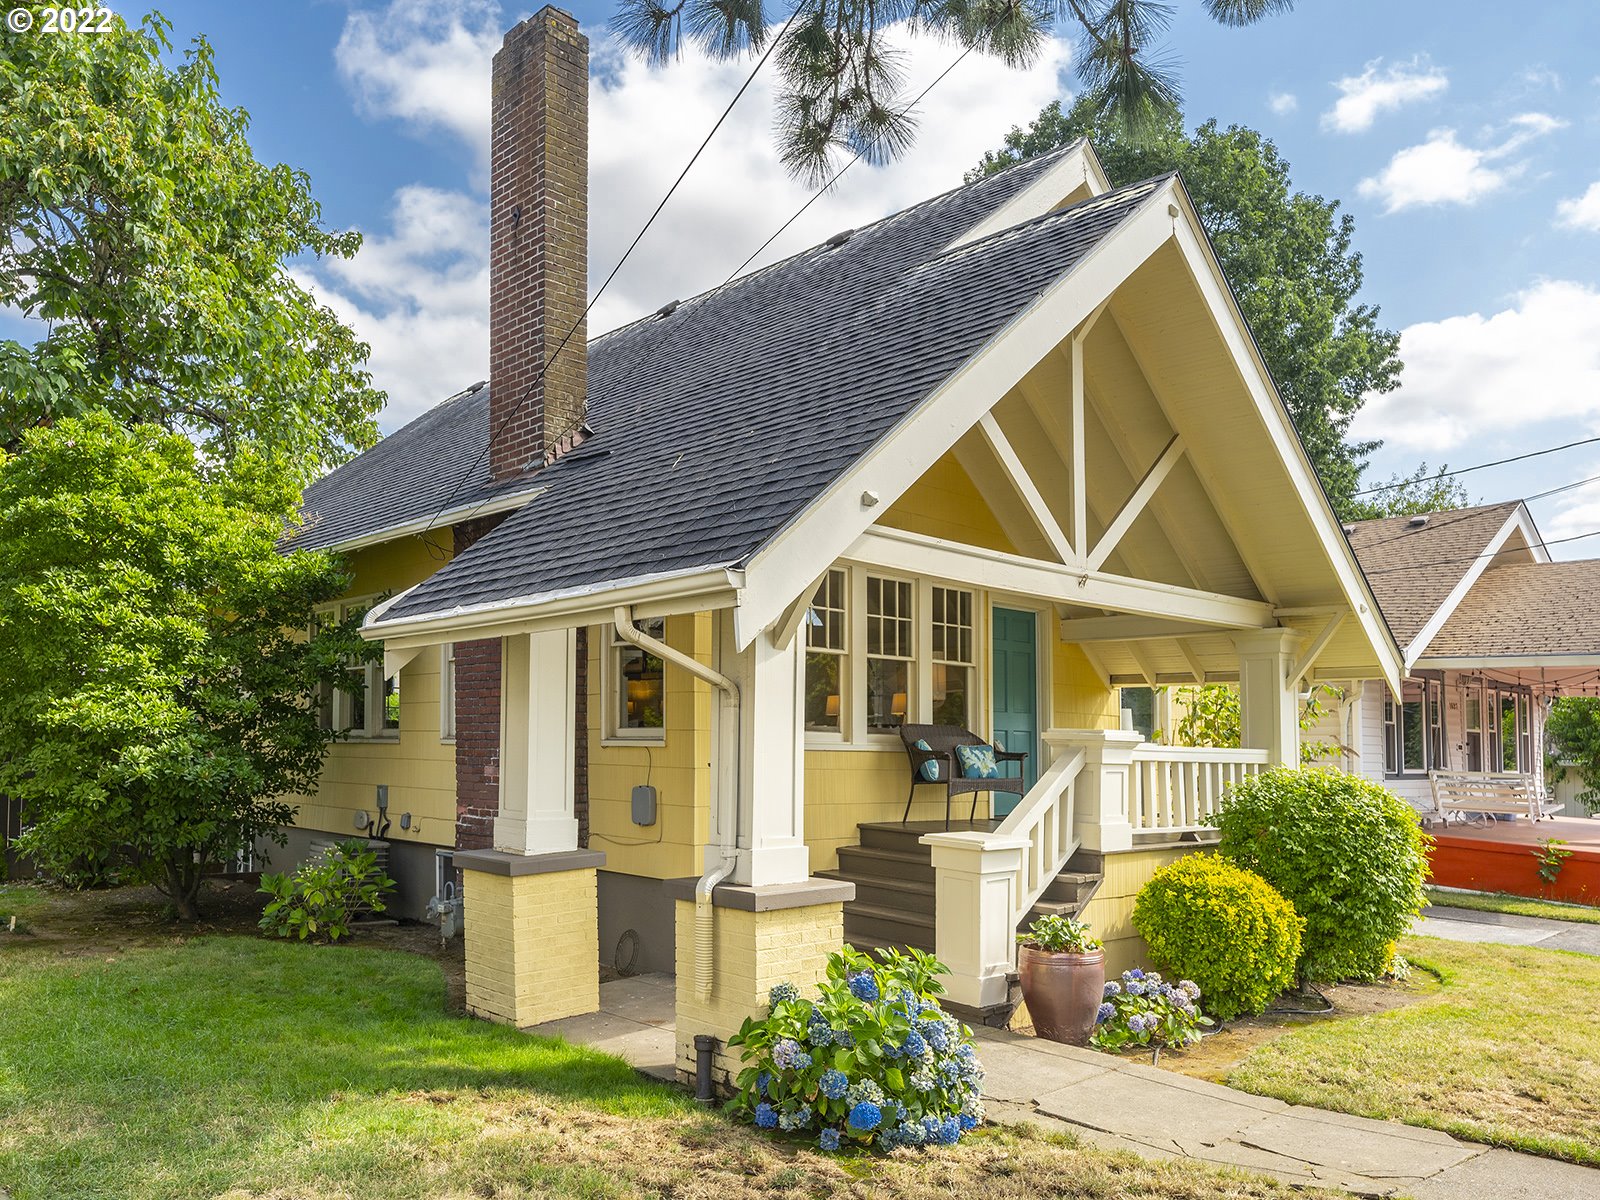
[1430,815,1600,904]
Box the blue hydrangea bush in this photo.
[726,945,985,1152]
[1091,968,1211,1053]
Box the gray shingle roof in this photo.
[1345,502,1522,649]
[290,381,540,552]
[1422,560,1600,660]
[377,155,1167,624]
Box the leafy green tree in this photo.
[617,1,1295,183]
[0,416,371,920]
[1342,463,1471,521]
[1545,698,1600,814]
[969,97,1402,516]
[0,13,381,481]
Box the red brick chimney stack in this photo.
[488,7,589,480]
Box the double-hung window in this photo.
[611,618,666,740]
[1385,676,1443,776]
[930,585,974,726]
[313,599,401,739]
[804,569,847,733]
[439,642,457,741]
[864,576,914,733]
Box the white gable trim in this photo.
[946,141,1111,252]
[734,182,1177,648]
[1402,502,1547,672]
[1162,185,1403,694]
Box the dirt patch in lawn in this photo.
[0,878,470,1011]
[1097,974,1441,1084]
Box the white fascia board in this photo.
[290,486,544,555]
[1164,184,1404,696]
[846,526,1275,629]
[947,141,1112,252]
[1402,507,1535,672]
[735,181,1178,650]
[1414,654,1600,670]
[362,565,745,648]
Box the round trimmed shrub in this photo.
[1214,767,1431,982]
[1132,854,1302,1018]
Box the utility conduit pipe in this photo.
[613,607,740,1002]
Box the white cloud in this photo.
[316,0,1076,429]
[1351,280,1600,452]
[1543,469,1600,545]
[1322,57,1448,133]
[1267,91,1297,116]
[1557,181,1600,232]
[1355,114,1565,213]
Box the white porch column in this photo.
[719,615,811,887]
[1232,628,1300,767]
[1058,729,1142,852]
[494,629,580,855]
[921,831,1030,1010]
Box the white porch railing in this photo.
[1128,744,1270,835]
[994,746,1087,925]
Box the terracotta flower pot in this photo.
[1018,944,1106,1046]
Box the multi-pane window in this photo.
[1387,677,1443,776]
[612,618,666,738]
[439,643,457,741]
[865,576,913,732]
[1484,688,1534,773]
[313,600,400,738]
[930,586,973,726]
[804,570,846,733]
[1463,687,1483,772]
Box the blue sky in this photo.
[10,1,1600,550]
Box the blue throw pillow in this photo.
[913,739,942,781]
[955,744,1000,779]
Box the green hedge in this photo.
[1214,767,1430,982]
[1132,853,1303,1018]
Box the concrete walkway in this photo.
[1412,904,1600,956]
[533,973,1600,1199]
[973,1024,1600,1198]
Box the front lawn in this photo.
[0,892,1344,1200]
[1225,935,1600,1165]
[1425,886,1600,926]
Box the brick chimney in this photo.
[488,7,588,480]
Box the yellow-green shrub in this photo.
[1132,854,1303,1019]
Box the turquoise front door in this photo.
[990,607,1039,818]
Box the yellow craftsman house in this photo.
[284,7,1403,1087]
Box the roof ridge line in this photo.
[926,171,1175,264]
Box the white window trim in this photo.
[439,641,457,744]
[601,621,668,747]
[802,564,987,751]
[314,594,401,742]
[803,568,850,746]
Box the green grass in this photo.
[0,930,1345,1200]
[1227,936,1600,1165]
[1426,886,1600,926]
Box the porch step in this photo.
[842,902,936,955]
[829,821,1104,961]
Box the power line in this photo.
[416,3,810,543]
[1353,434,1600,497]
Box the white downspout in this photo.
[613,607,740,1001]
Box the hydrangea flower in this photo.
[938,1116,962,1145]
[847,1101,882,1132]
[900,1028,927,1058]
[1179,979,1201,1000]
[772,1039,812,1071]
[756,1070,772,1096]
[923,1021,950,1053]
[807,1013,833,1046]
[1096,1002,1115,1025]
[1103,980,1122,998]
[819,1068,848,1100]
[848,971,881,1003]
[755,1102,778,1129]
[818,1127,842,1152]
[769,982,800,1007]
[1127,1014,1147,1035]
[959,1112,979,1132]
[844,1079,885,1108]
[897,1119,926,1147]
[1126,968,1145,981]
[779,1103,812,1132]
[1126,979,1146,996]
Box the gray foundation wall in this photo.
[257,826,450,922]
[597,869,677,976]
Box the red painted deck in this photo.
[1428,815,1600,904]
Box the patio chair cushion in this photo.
[955,743,1000,779]
[912,739,943,781]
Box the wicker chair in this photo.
[898,723,1028,829]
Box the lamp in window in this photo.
[627,678,652,718]
[824,694,840,719]
[891,692,907,718]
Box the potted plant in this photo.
[1016,914,1105,1046]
